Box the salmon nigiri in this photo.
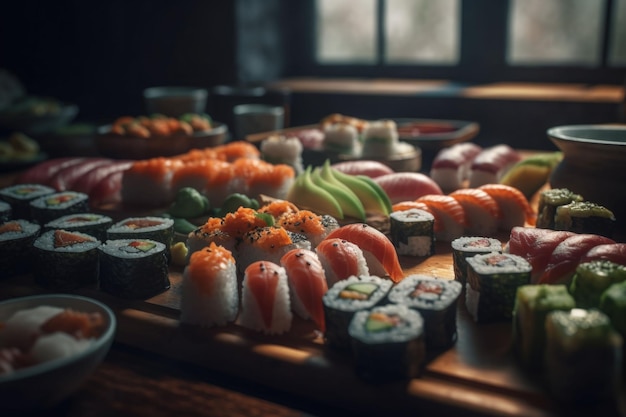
[450,188,501,236]
[324,223,404,282]
[315,238,370,286]
[280,248,328,331]
[478,183,536,230]
[417,194,467,242]
[373,172,443,204]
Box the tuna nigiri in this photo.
[468,144,521,188]
[239,260,292,335]
[478,183,536,230]
[331,160,395,178]
[417,194,467,242]
[315,238,370,286]
[324,223,404,282]
[580,243,626,265]
[430,142,482,191]
[450,188,501,236]
[280,248,328,331]
[373,172,443,204]
[538,234,616,285]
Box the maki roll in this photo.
[44,213,113,241]
[29,191,89,225]
[511,284,575,370]
[569,260,626,309]
[99,239,170,299]
[0,201,11,222]
[106,216,175,248]
[0,219,40,279]
[348,304,425,381]
[600,281,626,377]
[388,275,462,350]
[536,188,583,229]
[0,184,55,220]
[545,309,623,406]
[465,252,531,323]
[389,209,435,257]
[239,260,292,335]
[32,229,101,291]
[360,120,399,158]
[451,236,502,286]
[180,242,238,327]
[322,275,392,351]
[554,201,616,238]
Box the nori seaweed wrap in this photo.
[570,260,626,309]
[536,188,583,230]
[554,201,616,238]
[451,236,502,286]
[44,212,113,241]
[32,229,101,290]
[348,304,426,381]
[106,216,174,248]
[0,184,55,220]
[99,238,170,299]
[389,208,435,257]
[0,219,40,279]
[466,252,531,323]
[322,275,392,351]
[29,191,90,224]
[388,275,462,350]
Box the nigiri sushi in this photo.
[373,172,443,204]
[478,183,536,230]
[430,142,482,191]
[580,243,626,265]
[416,194,467,242]
[468,145,521,188]
[324,223,404,282]
[331,160,394,178]
[276,209,339,248]
[180,242,238,327]
[280,248,328,331]
[239,260,292,335]
[449,188,501,236]
[315,238,370,287]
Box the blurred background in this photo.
[0,0,624,150]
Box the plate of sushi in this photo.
[392,118,480,150]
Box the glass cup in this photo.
[233,104,284,140]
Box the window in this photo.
[304,0,626,83]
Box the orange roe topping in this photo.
[198,217,224,235]
[258,200,299,219]
[278,210,324,235]
[221,207,267,238]
[249,227,292,249]
[187,242,235,296]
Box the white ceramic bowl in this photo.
[0,294,116,412]
[143,86,208,117]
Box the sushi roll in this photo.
[99,239,170,299]
[0,219,40,279]
[0,200,11,222]
[545,309,623,406]
[0,183,55,220]
[260,134,304,175]
[389,209,435,257]
[239,260,292,335]
[569,260,626,309]
[315,238,370,287]
[465,252,531,323]
[323,122,361,157]
[322,275,392,351]
[280,248,328,331]
[121,158,185,207]
[180,242,238,327]
[554,201,616,238]
[511,284,575,369]
[360,120,399,158]
[107,216,175,249]
[388,275,462,350]
[536,188,583,230]
[32,229,101,291]
[29,191,89,225]
[186,218,237,261]
[348,304,426,381]
[44,213,113,241]
[451,236,502,286]
[600,281,626,377]
[276,209,339,249]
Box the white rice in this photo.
[260,135,304,174]
[323,123,361,156]
[30,332,93,363]
[348,304,424,344]
[0,184,55,201]
[0,219,40,242]
[322,275,392,313]
[99,239,166,259]
[29,191,88,210]
[0,306,64,350]
[33,229,100,253]
[361,120,398,158]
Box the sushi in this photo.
[260,135,304,174]
[280,248,328,331]
[416,194,467,242]
[545,309,623,405]
[511,284,575,369]
[324,223,404,283]
[600,281,626,377]
[554,201,616,238]
[465,252,531,323]
[468,144,521,188]
[360,120,399,158]
[315,238,370,287]
[348,303,426,381]
[276,209,339,249]
[478,183,536,230]
[180,242,238,327]
[322,275,392,351]
[322,122,361,156]
[0,201,11,222]
[0,183,55,220]
[388,275,462,350]
[449,188,501,236]
[44,213,113,241]
[451,236,502,286]
[29,191,90,225]
[580,243,626,265]
[0,219,41,279]
[569,260,626,309]
[239,260,292,335]
[389,208,435,257]
[536,188,583,230]
[373,172,443,205]
[32,229,101,291]
[430,142,483,192]
[98,239,170,299]
[107,216,174,249]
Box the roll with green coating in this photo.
[570,260,626,309]
[536,188,583,229]
[554,201,615,238]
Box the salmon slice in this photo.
[53,230,93,248]
[244,261,281,329]
[450,188,501,236]
[417,194,467,242]
[479,183,536,229]
[315,238,369,286]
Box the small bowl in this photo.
[0,294,116,411]
[0,102,79,135]
[95,122,228,159]
[547,124,626,236]
[143,86,208,117]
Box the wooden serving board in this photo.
[2,236,623,417]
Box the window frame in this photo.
[284,0,626,84]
